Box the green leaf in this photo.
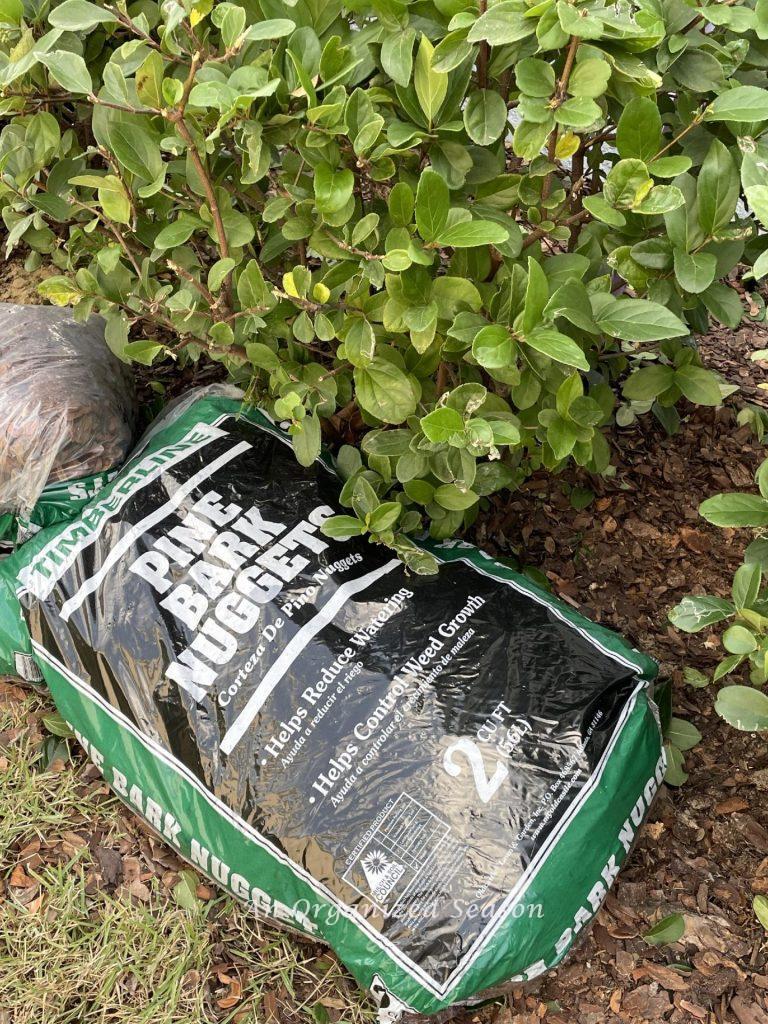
[154,217,199,250]
[753,250,768,282]
[415,168,449,242]
[746,184,768,231]
[650,155,692,178]
[124,340,165,365]
[103,116,163,182]
[667,716,702,751]
[354,358,417,423]
[706,85,768,122]
[38,276,82,306]
[616,97,661,162]
[488,419,521,445]
[674,364,722,406]
[525,329,589,371]
[0,0,23,24]
[237,260,269,308]
[673,250,717,294]
[669,595,734,632]
[463,89,508,145]
[49,0,118,29]
[555,96,602,129]
[557,0,605,38]
[246,19,296,41]
[414,35,447,125]
[41,711,75,737]
[568,57,611,98]
[209,258,236,293]
[292,413,321,467]
[644,913,685,946]
[699,493,768,527]
[39,51,92,94]
[755,896,768,932]
[392,536,439,575]
[467,1,536,44]
[522,256,549,335]
[344,317,376,367]
[622,364,675,401]
[362,430,413,457]
[246,343,279,371]
[723,624,758,655]
[582,194,626,227]
[435,220,508,248]
[421,407,465,442]
[604,159,652,210]
[701,283,743,328]
[404,479,435,505]
[698,138,740,235]
[715,685,768,731]
[314,162,354,214]
[434,483,479,511]
[431,30,474,73]
[472,325,513,369]
[515,57,555,97]
[321,515,366,539]
[733,562,763,611]
[664,744,688,787]
[596,298,688,342]
[369,502,402,532]
[173,870,200,912]
[381,28,416,87]
[633,185,684,215]
[684,667,710,689]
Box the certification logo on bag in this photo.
[361,849,405,902]
[344,793,452,914]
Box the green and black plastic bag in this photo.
[0,389,663,1020]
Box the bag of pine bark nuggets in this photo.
[0,387,664,1020]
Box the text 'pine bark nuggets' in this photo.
[0,388,664,1020]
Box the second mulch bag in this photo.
[0,388,664,1020]
[0,304,136,546]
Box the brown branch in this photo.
[166,260,215,307]
[654,113,704,158]
[165,53,234,310]
[436,361,449,398]
[542,35,580,201]
[521,208,589,250]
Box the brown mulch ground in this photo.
[700,320,768,410]
[467,404,768,1024]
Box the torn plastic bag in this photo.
[0,388,664,1020]
[0,304,135,543]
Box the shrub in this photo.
[671,457,768,734]
[0,0,767,556]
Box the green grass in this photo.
[0,682,374,1024]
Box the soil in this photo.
[0,257,52,306]
[2,261,768,1023]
